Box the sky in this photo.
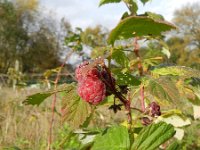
[39,0,200,29]
[38,0,200,64]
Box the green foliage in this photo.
[81,25,108,47]
[114,72,141,86]
[99,0,121,6]
[18,0,200,149]
[166,141,181,150]
[144,12,164,21]
[168,3,200,69]
[61,86,93,129]
[140,0,150,5]
[108,16,176,45]
[23,84,75,106]
[0,0,65,73]
[23,92,53,106]
[65,27,83,52]
[112,48,129,68]
[152,66,200,79]
[147,77,180,103]
[92,125,130,150]
[131,122,176,150]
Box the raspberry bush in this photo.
[24,0,200,149]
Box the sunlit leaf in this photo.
[23,84,74,106]
[61,87,92,129]
[131,122,176,150]
[145,11,164,21]
[108,16,176,45]
[92,125,130,150]
[147,77,180,102]
[99,0,121,6]
[115,72,141,86]
[151,66,200,79]
[112,48,129,68]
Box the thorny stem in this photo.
[133,37,145,112]
[47,51,73,150]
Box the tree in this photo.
[0,0,71,73]
[167,3,200,69]
[0,0,28,73]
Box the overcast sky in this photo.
[39,0,200,29]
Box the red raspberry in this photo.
[77,76,106,105]
[75,61,89,81]
[75,61,99,81]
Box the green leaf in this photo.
[147,77,180,102]
[151,66,200,79]
[140,0,150,5]
[92,125,130,150]
[145,11,164,21]
[23,84,74,106]
[166,140,181,150]
[128,0,138,14]
[108,16,176,45]
[61,87,92,129]
[112,48,129,68]
[115,72,141,86]
[99,0,121,6]
[23,92,52,106]
[131,122,176,150]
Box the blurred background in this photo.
[0,0,199,149]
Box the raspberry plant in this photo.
[24,0,200,149]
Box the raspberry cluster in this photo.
[75,61,113,105]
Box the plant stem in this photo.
[133,37,145,112]
[103,66,132,125]
[47,51,73,150]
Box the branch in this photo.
[133,37,145,112]
[47,50,73,150]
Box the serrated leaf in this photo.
[61,87,92,129]
[147,77,180,102]
[151,66,200,79]
[115,72,141,86]
[23,92,52,106]
[131,122,175,150]
[108,16,176,45]
[23,84,74,106]
[92,125,130,150]
[112,48,129,68]
[99,0,121,6]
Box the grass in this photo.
[0,87,62,150]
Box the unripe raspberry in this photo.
[77,76,106,105]
[149,102,161,117]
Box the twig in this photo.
[47,51,73,150]
[102,66,132,125]
[130,107,143,113]
[133,37,145,112]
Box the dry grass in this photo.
[0,87,61,150]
